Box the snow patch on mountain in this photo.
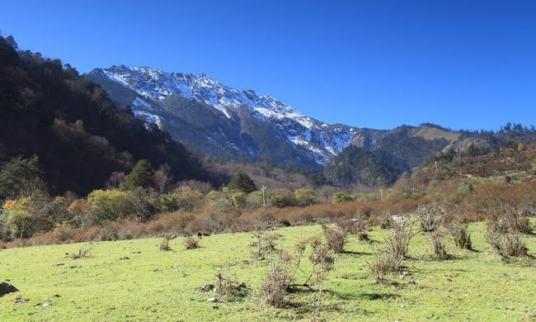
[132,97,152,109]
[133,110,162,128]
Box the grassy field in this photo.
[1,221,536,321]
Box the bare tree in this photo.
[153,163,172,193]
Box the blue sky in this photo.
[1,0,535,130]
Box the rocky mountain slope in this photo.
[88,66,464,169]
[88,65,375,167]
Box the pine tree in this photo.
[125,160,153,189]
[228,173,257,193]
[0,155,46,199]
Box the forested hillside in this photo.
[0,36,213,196]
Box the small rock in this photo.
[199,283,214,292]
[207,297,218,303]
[0,282,18,297]
[42,299,51,308]
[14,295,26,304]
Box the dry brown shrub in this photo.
[308,241,335,321]
[386,223,415,260]
[69,247,91,259]
[184,236,200,250]
[250,228,281,260]
[321,225,347,254]
[417,204,444,232]
[259,258,294,307]
[487,207,533,235]
[486,229,528,257]
[448,223,472,250]
[13,196,421,248]
[31,223,75,245]
[430,231,448,259]
[378,213,394,229]
[370,253,401,284]
[160,236,171,251]
[458,181,536,222]
[334,215,369,241]
[214,269,248,302]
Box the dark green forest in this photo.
[0,35,215,197]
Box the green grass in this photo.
[1,221,536,321]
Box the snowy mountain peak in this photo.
[89,65,362,165]
[102,65,307,122]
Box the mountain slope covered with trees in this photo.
[0,35,213,196]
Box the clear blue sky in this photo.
[1,0,535,130]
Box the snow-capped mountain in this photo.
[88,65,370,166]
[88,65,467,171]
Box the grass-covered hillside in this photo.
[1,220,536,321]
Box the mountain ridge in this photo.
[87,65,460,168]
[88,65,536,187]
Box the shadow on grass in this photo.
[283,286,392,318]
[342,250,374,256]
[325,289,401,301]
[410,254,468,262]
[362,238,382,244]
[501,254,536,267]
[338,272,369,280]
[360,292,400,301]
[285,300,374,318]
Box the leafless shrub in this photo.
[184,236,200,250]
[308,241,335,321]
[250,227,281,260]
[160,236,171,251]
[259,257,294,307]
[289,237,336,320]
[417,204,444,232]
[321,225,347,254]
[214,269,248,302]
[486,230,528,257]
[430,231,448,259]
[488,206,533,235]
[379,213,393,229]
[386,223,415,260]
[515,215,533,234]
[308,241,336,282]
[448,223,472,250]
[370,253,401,284]
[69,247,91,259]
[506,207,532,234]
[335,215,369,241]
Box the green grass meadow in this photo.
[1,221,536,321]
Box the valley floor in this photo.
[1,221,536,321]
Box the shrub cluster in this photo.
[486,219,528,258]
[259,258,294,308]
[447,223,472,250]
[321,225,347,254]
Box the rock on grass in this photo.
[0,282,18,297]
